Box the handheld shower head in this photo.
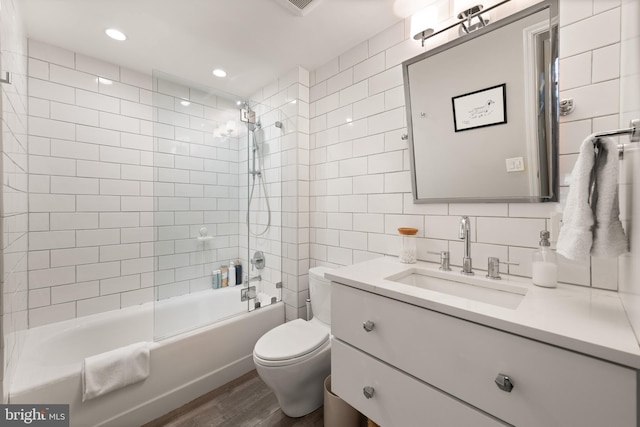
[249,120,262,132]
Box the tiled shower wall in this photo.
[27,41,157,327]
[308,0,629,290]
[1,0,28,401]
[25,37,310,326]
[151,77,241,302]
[26,41,245,327]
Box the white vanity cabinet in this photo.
[331,283,638,427]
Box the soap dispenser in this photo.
[532,230,557,288]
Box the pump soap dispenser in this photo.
[532,230,558,288]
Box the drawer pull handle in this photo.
[362,320,375,332]
[495,373,514,392]
[363,386,375,399]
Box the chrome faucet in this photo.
[459,216,474,275]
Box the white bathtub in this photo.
[10,286,284,427]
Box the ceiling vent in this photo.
[273,0,323,16]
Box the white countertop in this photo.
[325,256,640,369]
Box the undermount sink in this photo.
[385,268,527,309]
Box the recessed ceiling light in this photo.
[105,28,127,41]
[212,69,227,78]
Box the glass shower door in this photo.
[152,71,249,340]
[241,100,283,311]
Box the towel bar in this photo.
[591,119,639,160]
[594,119,639,142]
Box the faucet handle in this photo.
[486,257,519,280]
[427,251,451,271]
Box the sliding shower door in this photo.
[151,72,282,340]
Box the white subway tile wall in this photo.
[151,75,243,303]
[25,40,295,327]
[308,0,631,290]
[6,0,636,337]
[26,41,147,325]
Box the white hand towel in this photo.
[82,342,150,402]
[590,138,628,257]
[556,136,596,261]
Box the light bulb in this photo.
[411,5,437,40]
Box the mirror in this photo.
[403,0,558,203]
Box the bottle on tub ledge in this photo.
[532,230,558,288]
[235,259,242,285]
[220,265,229,287]
[229,260,236,287]
[212,269,221,289]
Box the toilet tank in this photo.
[308,266,333,325]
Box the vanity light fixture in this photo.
[455,0,490,34]
[105,28,127,41]
[413,0,510,46]
[411,5,437,45]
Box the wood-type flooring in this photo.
[143,370,324,427]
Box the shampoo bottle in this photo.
[229,261,236,287]
[532,230,557,288]
[221,265,229,287]
[235,259,242,285]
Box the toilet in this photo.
[253,266,333,418]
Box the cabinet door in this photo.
[332,340,507,427]
[332,284,637,427]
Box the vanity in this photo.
[327,257,640,427]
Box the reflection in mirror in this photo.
[403,0,558,203]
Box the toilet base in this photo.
[254,344,331,418]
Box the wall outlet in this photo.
[505,157,525,172]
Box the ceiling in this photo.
[19,0,434,98]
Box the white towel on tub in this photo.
[82,342,150,402]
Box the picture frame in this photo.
[452,83,507,132]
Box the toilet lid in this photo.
[254,319,329,361]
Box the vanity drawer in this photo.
[332,284,637,427]
[331,339,506,427]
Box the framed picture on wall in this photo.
[452,83,507,132]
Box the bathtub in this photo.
[9,286,284,427]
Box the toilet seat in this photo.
[254,319,329,367]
